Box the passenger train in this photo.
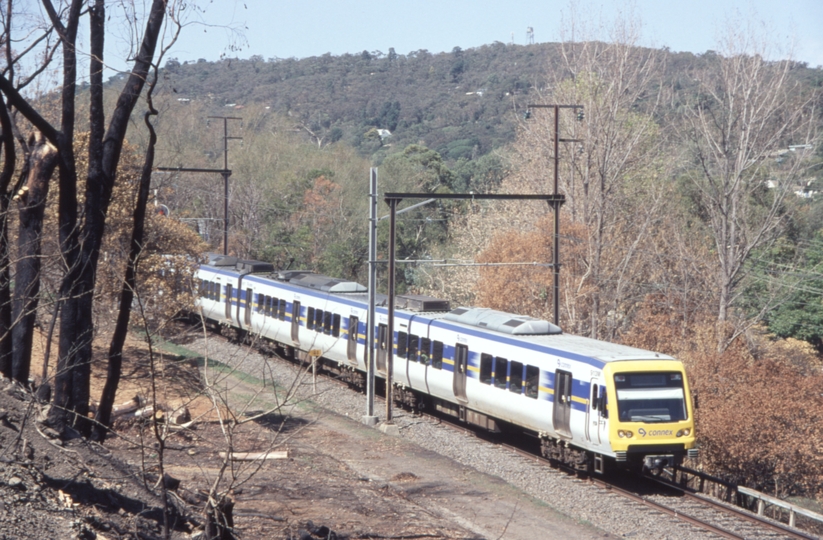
[195,254,698,474]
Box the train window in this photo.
[494,357,508,389]
[525,365,539,399]
[408,334,419,361]
[332,314,341,337]
[397,332,408,358]
[510,361,523,394]
[479,354,493,385]
[307,307,315,330]
[206,282,211,299]
[257,294,265,313]
[431,341,443,369]
[591,384,599,410]
[599,386,608,418]
[315,309,324,332]
[270,297,278,317]
[323,311,332,335]
[278,299,287,321]
[420,338,431,364]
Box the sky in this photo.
[132,0,823,72]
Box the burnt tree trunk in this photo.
[11,133,57,384]
[204,497,236,540]
[93,103,158,441]
[52,0,165,435]
[0,96,17,378]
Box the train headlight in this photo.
[676,428,691,437]
[618,430,633,438]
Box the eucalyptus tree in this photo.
[677,18,819,349]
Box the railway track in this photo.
[187,326,819,540]
[434,410,816,540]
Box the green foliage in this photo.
[762,230,823,350]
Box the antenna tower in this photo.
[527,27,534,44]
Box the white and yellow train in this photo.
[196,255,697,474]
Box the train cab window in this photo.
[509,361,524,394]
[479,354,493,385]
[332,314,341,337]
[525,365,539,399]
[494,357,508,390]
[431,340,444,369]
[307,307,315,329]
[420,338,432,364]
[323,311,332,335]
[408,334,419,361]
[397,332,408,358]
[278,299,287,321]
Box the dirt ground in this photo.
[0,327,611,539]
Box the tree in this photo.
[505,9,670,339]
[0,0,187,435]
[677,17,819,348]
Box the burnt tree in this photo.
[11,132,57,384]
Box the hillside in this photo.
[151,42,560,162]
[120,43,822,165]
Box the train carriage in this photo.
[195,256,697,473]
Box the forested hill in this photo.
[129,42,822,165]
[152,42,564,162]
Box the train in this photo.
[195,254,698,474]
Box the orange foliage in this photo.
[475,214,592,324]
[624,294,823,497]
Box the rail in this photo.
[737,486,823,529]
[673,465,822,536]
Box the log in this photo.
[89,395,145,417]
[218,450,289,461]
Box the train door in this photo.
[291,301,301,345]
[224,284,233,321]
[376,323,388,375]
[347,316,359,365]
[553,369,573,438]
[586,378,602,446]
[453,344,468,403]
[244,288,253,327]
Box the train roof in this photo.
[197,260,675,364]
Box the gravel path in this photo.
[180,332,719,539]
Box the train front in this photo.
[604,360,697,471]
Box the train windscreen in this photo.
[614,372,687,423]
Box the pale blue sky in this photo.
[144,0,823,69]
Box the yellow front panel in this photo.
[603,360,696,453]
